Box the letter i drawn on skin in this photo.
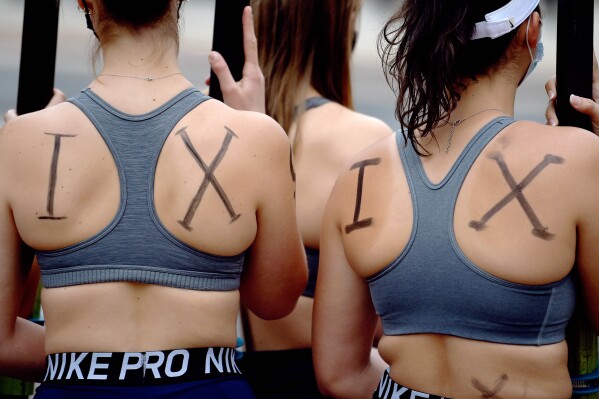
[345,158,381,234]
[39,133,76,220]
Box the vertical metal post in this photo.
[556,0,598,397]
[16,0,60,115]
[208,0,249,102]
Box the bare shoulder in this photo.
[344,131,399,167]
[341,107,394,138]
[0,103,73,164]
[330,133,402,207]
[497,120,599,210]
[192,99,290,154]
[323,103,393,144]
[298,103,393,170]
[513,120,599,143]
[510,120,599,163]
[326,132,410,275]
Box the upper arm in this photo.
[312,173,383,398]
[0,122,44,379]
[573,135,599,331]
[0,189,33,335]
[575,196,599,332]
[0,123,33,330]
[239,116,307,320]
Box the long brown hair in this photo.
[252,0,356,133]
[378,0,540,156]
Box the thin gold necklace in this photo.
[97,71,183,82]
[445,108,505,154]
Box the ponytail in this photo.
[378,0,522,156]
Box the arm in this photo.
[0,103,68,381]
[239,119,307,320]
[546,51,599,134]
[313,182,387,398]
[208,6,265,113]
[0,130,46,380]
[574,140,599,332]
[19,258,40,319]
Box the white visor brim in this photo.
[471,0,540,40]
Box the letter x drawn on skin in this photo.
[176,126,241,231]
[39,133,77,220]
[472,374,509,399]
[469,152,564,240]
[345,158,381,234]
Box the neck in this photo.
[99,31,181,78]
[451,72,517,120]
[418,70,519,156]
[304,86,323,101]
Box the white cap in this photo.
[471,0,540,40]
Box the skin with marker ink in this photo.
[471,374,509,399]
[289,146,296,198]
[345,158,381,234]
[289,146,296,183]
[176,126,241,231]
[469,152,564,240]
[39,133,77,220]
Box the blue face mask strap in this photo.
[523,15,544,82]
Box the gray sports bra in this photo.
[36,88,245,291]
[367,117,576,345]
[300,97,331,298]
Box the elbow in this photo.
[257,264,307,320]
[315,367,355,398]
[242,280,305,320]
[249,291,301,320]
[253,303,297,321]
[241,257,308,320]
[314,352,353,398]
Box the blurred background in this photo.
[0,0,596,130]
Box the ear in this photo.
[78,0,94,13]
[517,11,541,49]
[528,11,542,48]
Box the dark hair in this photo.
[91,0,182,71]
[253,0,356,133]
[378,1,540,156]
[100,0,173,29]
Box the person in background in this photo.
[234,1,392,398]
[0,1,307,398]
[313,0,599,398]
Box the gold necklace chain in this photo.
[445,108,505,154]
[97,71,183,82]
